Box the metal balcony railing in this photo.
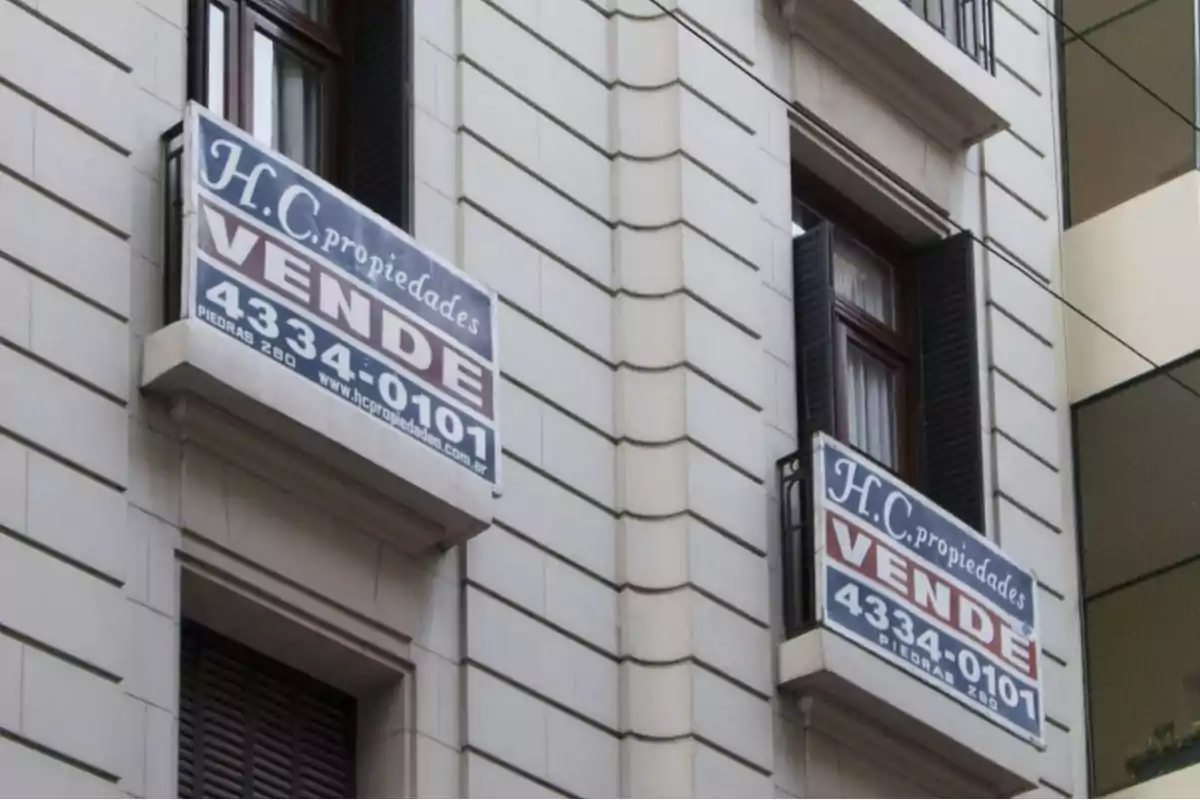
[162,121,185,327]
[778,448,816,639]
[903,0,995,72]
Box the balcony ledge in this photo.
[780,0,1015,149]
[141,319,495,552]
[779,626,1041,797]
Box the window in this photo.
[179,620,358,798]
[187,0,412,228]
[198,0,338,176]
[793,191,916,478]
[791,169,984,531]
[832,230,910,471]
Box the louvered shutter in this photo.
[342,0,412,231]
[910,231,985,533]
[179,621,358,799]
[792,222,838,442]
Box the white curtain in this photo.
[205,5,226,116]
[833,233,894,327]
[253,32,321,172]
[844,345,897,467]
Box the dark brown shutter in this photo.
[179,621,358,799]
[910,231,984,532]
[185,0,207,105]
[341,0,412,230]
[792,222,838,442]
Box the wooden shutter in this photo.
[179,621,358,799]
[185,0,207,104]
[342,0,412,230]
[792,222,838,442]
[910,231,985,533]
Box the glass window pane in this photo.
[1064,0,1195,224]
[282,0,329,25]
[843,344,898,468]
[833,233,895,328]
[206,4,226,116]
[252,30,323,173]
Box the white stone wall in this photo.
[0,0,461,795]
[0,0,1084,796]
[769,0,1086,796]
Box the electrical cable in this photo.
[1030,0,1200,133]
[645,0,1200,405]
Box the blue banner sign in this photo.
[182,104,500,486]
[812,434,1043,746]
[824,567,1042,740]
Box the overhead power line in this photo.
[1029,0,1199,133]
[644,0,1200,406]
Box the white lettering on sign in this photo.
[199,204,489,414]
[382,313,434,372]
[318,272,370,338]
[204,205,258,265]
[443,347,485,409]
[263,244,312,303]
[827,459,883,517]
[827,515,1036,680]
[203,139,278,211]
[913,570,951,620]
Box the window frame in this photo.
[194,0,342,179]
[793,166,919,481]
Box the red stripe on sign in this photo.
[825,511,1038,681]
[197,198,494,420]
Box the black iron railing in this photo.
[903,0,995,72]
[778,448,817,639]
[162,122,185,327]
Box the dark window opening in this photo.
[178,620,358,799]
[186,0,412,230]
[791,165,983,533]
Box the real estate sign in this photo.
[811,434,1044,746]
[180,103,500,486]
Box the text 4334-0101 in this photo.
[194,260,496,480]
[181,104,500,484]
[813,437,1043,744]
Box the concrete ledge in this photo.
[781,0,1015,149]
[1109,761,1200,798]
[141,319,494,550]
[779,627,1041,797]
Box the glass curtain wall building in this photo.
[1062,0,1200,795]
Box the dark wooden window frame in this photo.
[187,0,413,230]
[794,166,920,481]
[791,163,984,532]
[192,0,342,178]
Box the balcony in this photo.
[903,0,995,70]
[1073,329,1200,796]
[776,434,1043,796]
[779,0,1015,148]
[142,103,498,552]
[1062,0,1197,228]
[1108,761,1200,799]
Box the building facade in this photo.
[1062,0,1200,797]
[0,0,1086,797]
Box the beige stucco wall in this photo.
[0,0,1085,796]
[1065,171,1200,403]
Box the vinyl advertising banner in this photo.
[811,434,1044,747]
[180,103,500,487]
